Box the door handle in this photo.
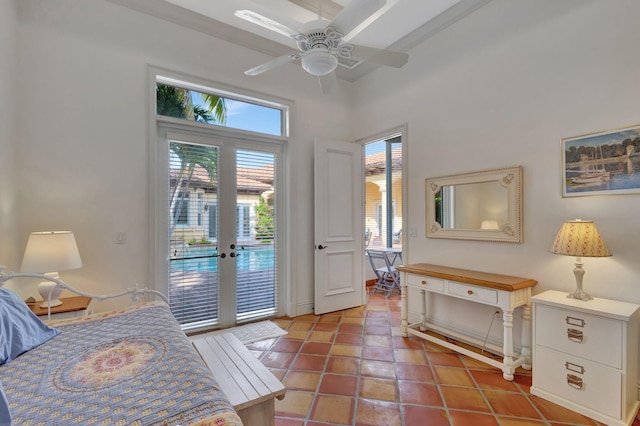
[317,244,328,250]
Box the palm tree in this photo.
[157,84,227,236]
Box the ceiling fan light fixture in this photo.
[301,49,338,76]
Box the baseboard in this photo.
[296,301,314,316]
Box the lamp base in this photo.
[567,259,592,301]
[567,288,593,301]
[38,277,63,308]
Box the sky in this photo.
[193,92,282,136]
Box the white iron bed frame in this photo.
[0,265,168,318]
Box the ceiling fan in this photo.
[235,0,409,94]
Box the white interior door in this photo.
[314,138,364,315]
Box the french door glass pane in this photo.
[168,141,219,328]
[236,149,278,322]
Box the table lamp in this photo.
[20,231,83,308]
[550,219,611,301]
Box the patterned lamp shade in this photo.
[550,220,611,258]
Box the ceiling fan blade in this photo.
[244,53,301,76]
[234,9,301,39]
[318,72,338,94]
[328,0,386,38]
[349,45,408,68]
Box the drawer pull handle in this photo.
[467,290,473,295]
[421,280,427,285]
[565,362,585,375]
[567,374,583,390]
[567,328,584,343]
[566,316,585,327]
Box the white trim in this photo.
[356,123,408,272]
[296,300,314,316]
[152,65,292,138]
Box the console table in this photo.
[397,263,537,380]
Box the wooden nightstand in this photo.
[29,296,92,319]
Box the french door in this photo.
[159,128,283,331]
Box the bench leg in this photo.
[238,398,275,426]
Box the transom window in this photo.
[156,77,286,137]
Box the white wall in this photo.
[7,0,640,327]
[11,0,355,313]
[0,0,19,282]
[353,0,640,342]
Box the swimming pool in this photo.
[170,245,275,272]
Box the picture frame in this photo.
[562,123,640,197]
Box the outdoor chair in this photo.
[365,228,372,247]
[367,249,401,296]
[392,228,402,244]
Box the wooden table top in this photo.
[396,263,537,292]
[28,295,92,316]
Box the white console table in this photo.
[397,263,537,381]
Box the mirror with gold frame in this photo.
[425,166,523,243]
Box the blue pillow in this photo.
[0,288,59,366]
[0,380,10,426]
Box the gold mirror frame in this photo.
[425,166,523,243]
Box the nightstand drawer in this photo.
[535,304,622,368]
[533,346,621,419]
[448,282,497,305]
[406,274,444,292]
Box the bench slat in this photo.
[219,333,286,395]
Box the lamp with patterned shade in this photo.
[550,219,611,301]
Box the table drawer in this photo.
[535,304,622,369]
[533,346,621,419]
[447,282,497,305]
[406,274,444,292]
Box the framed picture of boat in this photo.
[562,123,640,197]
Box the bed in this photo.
[0,276,243,426]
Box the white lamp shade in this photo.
[480,220,499,230]
[301,49,338,76]
[550,220,611,257]
[21,231,83,273]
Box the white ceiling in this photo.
[106,0,492,81]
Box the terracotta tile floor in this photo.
[246,290,639,426]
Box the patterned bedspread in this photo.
[0,302,243,426]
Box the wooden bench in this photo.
[192,333,286,426]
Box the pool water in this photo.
[170,245,275,272]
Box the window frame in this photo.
[147,65,293,318]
